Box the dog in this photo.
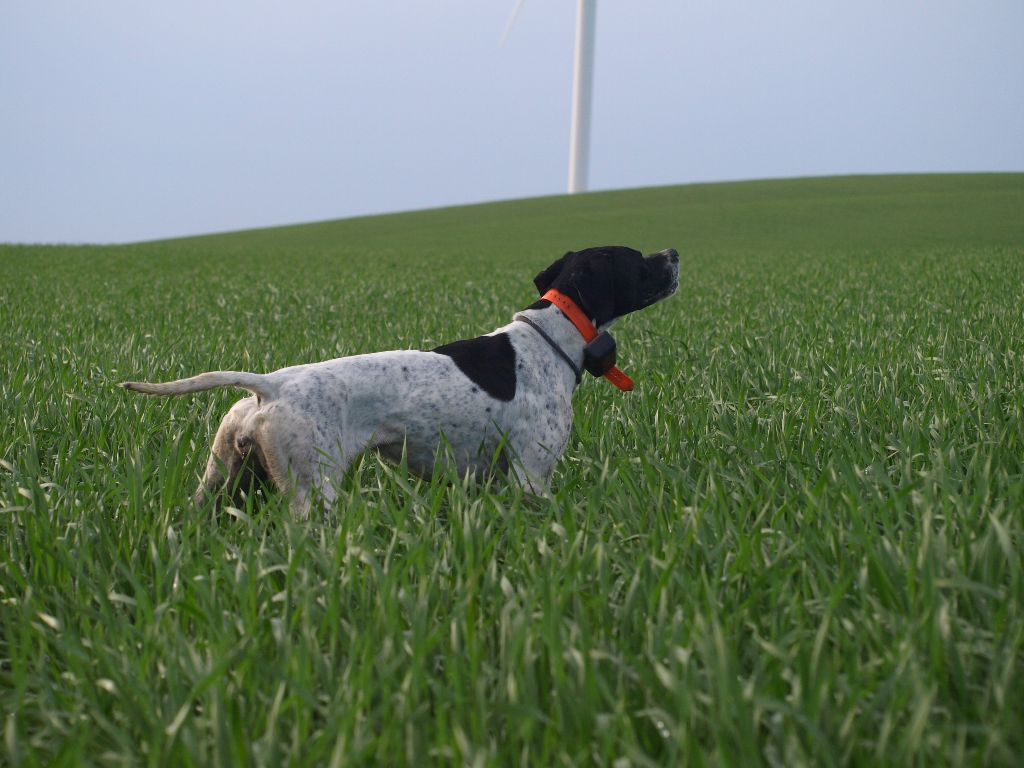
[122,246,679,518]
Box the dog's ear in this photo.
[533,252,572,294]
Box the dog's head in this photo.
[533,246,679,327]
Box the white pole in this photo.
[568,0,596,194]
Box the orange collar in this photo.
[542,289,634,392]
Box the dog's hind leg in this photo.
[194,396,261,508]
[246,402,353,521]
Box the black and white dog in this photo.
[123,246,679,518]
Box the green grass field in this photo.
[2,174,1023,765]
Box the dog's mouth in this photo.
[639,248,680,307]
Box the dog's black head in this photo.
[532,246,679,326]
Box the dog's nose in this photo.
[654,248,679,262]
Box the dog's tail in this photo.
[120,371,276,400]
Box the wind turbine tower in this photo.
[503,0,598,194]
[567,0,596,194]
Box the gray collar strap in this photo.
[514,313,582,387]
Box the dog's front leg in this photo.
[506,429,564,500]
[509,462,553,500]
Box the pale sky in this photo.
[2,1,1022,244]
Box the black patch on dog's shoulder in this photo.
[432,333,517,401]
